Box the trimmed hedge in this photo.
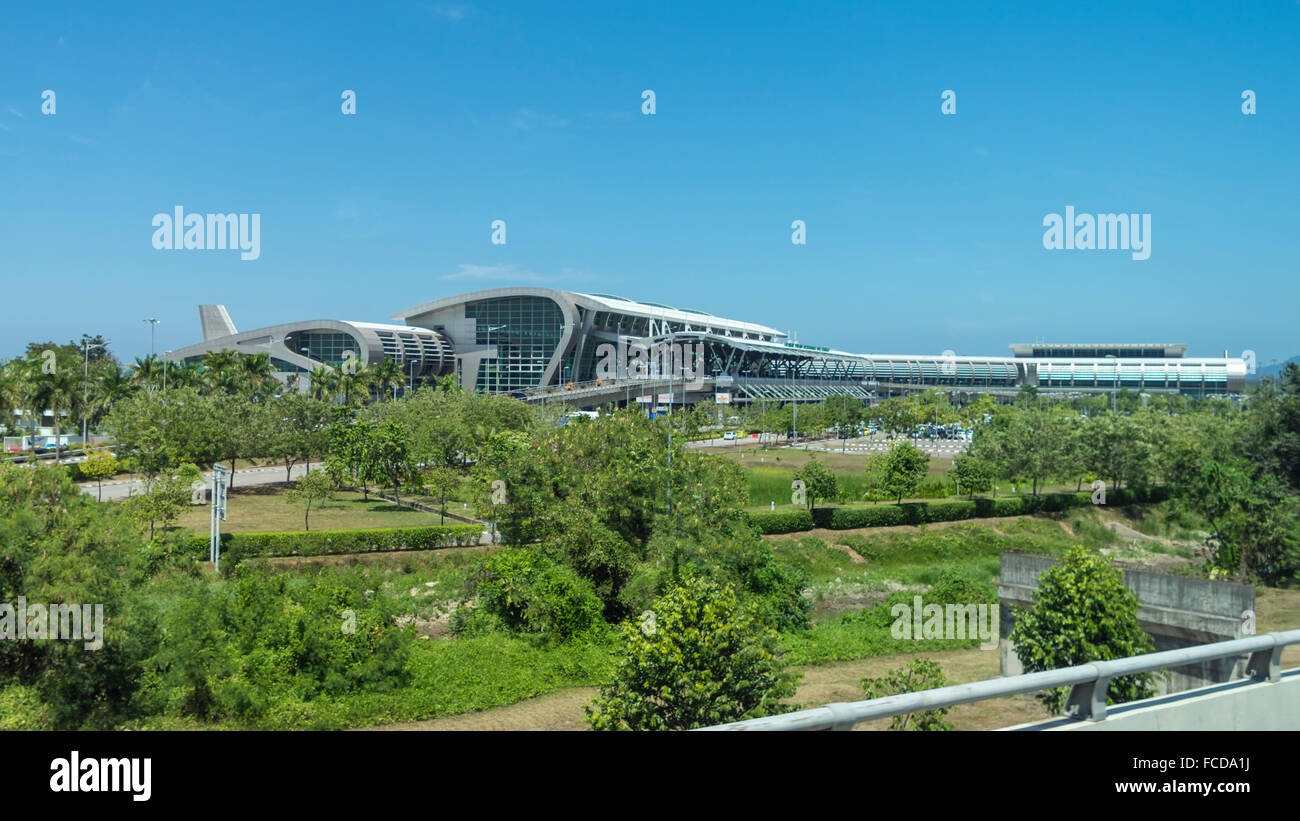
[746,485,1172,535]
[746,509,815,534]
[185,524,484,564]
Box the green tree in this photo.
[883,440,930,503]
[585,576,799,730]
[0,464,164,728]
[424,465,460,525]
[861,658,953,731]
[1182,458,1300,584]
[950,452,993,498]
[824,394,863,447]
[373,421,420,506]
[327,419,384,500]
[284,468,338,531]
[78,445,120,501]
[262,393,332,483]
[1008,546,1156,715]
[862,451,889,503]
[123,467,198,542]
[794,457,837,511]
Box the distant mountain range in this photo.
[1249,356,1300,382]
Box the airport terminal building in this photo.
[165,287,1248,404]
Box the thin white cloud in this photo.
[7,107,25,119]
[442,264,602,285]
[512,108,570,130]
[69,135,96,144]
[430,3,471,21]
[443,263,542,282]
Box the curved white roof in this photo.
[574,292,784,337]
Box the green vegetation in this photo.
[585,577,799,730]
[3,331,1299,730]
[283,469,339,531]
[861,658,953,731]
[190,524,483,563]
[173,487,449,533]
[793,457,837,511]
[1009,546,1156,714]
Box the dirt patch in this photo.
[368,646,1052,731]
[794,647,1054,730]
[395,611,454,640]
[367,688,599,731]
[830,543,866,564]
[763,514,1040,545]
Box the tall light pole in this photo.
[143,318,160,391]
[662,330,690,516]
[82,338,108,443]
[1105,354,1118,412]
[143,318,159,357]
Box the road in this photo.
[80,462,317,501]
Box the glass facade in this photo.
[288,331,361,367]
[465,296,565,392]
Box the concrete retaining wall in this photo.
[999,553,1254,694]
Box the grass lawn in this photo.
[173,485,445,533]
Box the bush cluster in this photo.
[185,524,483,564]
[746,486,1172,534]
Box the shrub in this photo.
[744,489,1170,536]
[585,576,799,730]
[473,547,604,641]
[921,500,977,522]
[185,524,483,564]
[1008,546,1156,714]
[861,658,953,731]
[746,509,814,534]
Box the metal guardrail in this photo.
[700,628,1300,731]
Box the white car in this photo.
[722,431,737,441]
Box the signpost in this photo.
[209,464,229,571]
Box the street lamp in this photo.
[1105,354,1118,412]
[82,338,109,443]
[143,318,160,390]
[662,330,690,515]
[485,324,508,394]
[143,318,159,357]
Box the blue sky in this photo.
[2,1,1297,365]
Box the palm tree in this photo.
[238,352,278,400]
[0,360,23,438]
[309,366,338,402]
[131,355,162,392]
[201,350,240,395]
[95,365,135,406]
[31,367,78,464]
[434,373,460,393]
[14,357,46,452]
[336,365,366,406]
[171,361,204,391]
[369,358,405,401]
